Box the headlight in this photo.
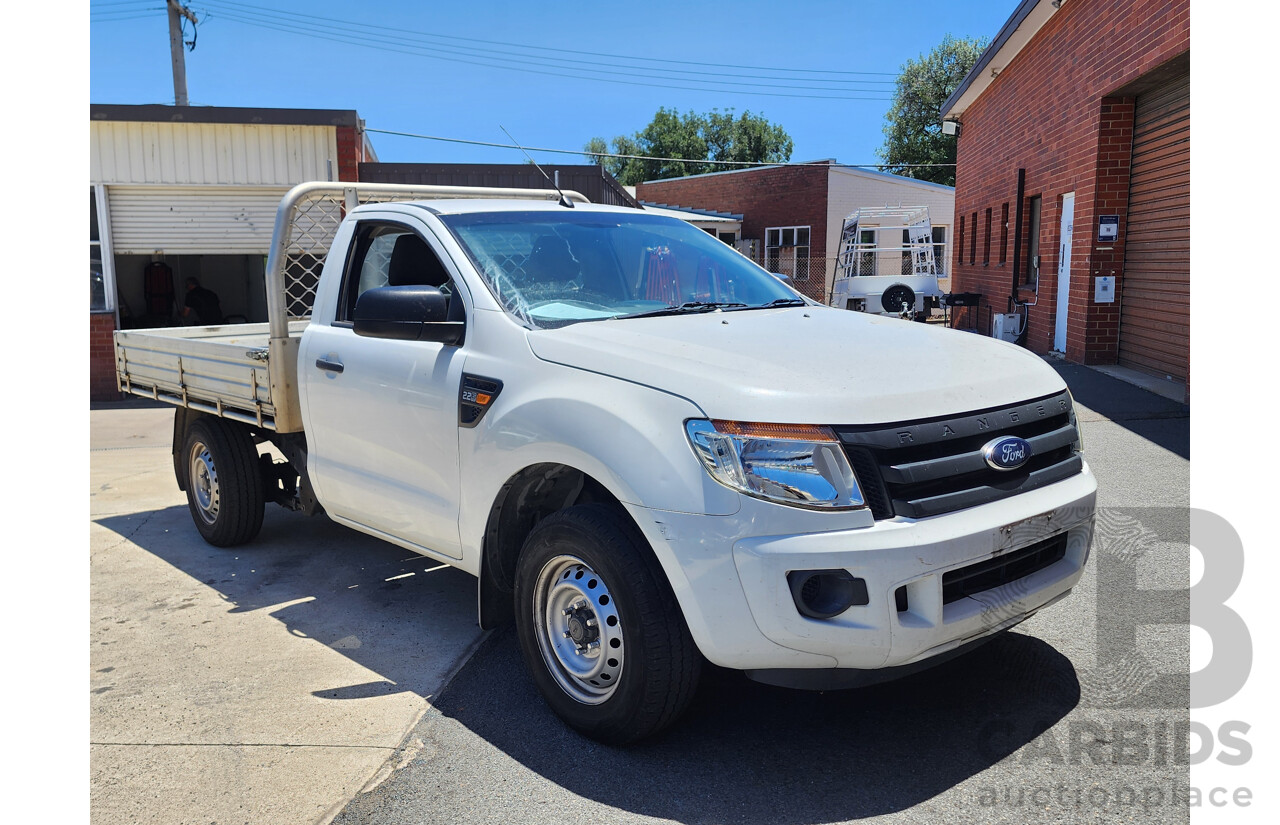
[685,419,865,510]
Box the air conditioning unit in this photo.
[992,313,1021,343]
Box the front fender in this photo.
[456,363,739,567]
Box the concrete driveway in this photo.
[89,402,486,824]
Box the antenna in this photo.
[500,125,574,208]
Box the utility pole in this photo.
[167,0,198,106]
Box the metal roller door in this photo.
[1118,69,1190,382]
[106,185,290,255]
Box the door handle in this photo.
[315,356,344,374]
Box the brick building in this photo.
[635,162,954,303]
[89,104,375,400]
[942,0,1189,400]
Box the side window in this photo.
[337,222,456,323]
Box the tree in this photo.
[585,108,793,186]
[705,109,793,166]
[878,34,988,187]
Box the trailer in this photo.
[830,206,942,320]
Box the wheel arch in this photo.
[477,462,646,630]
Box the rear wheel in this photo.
[514,504,701,744]
[182,417,265,547]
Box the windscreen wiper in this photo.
[620,301,748,319]
[754,297,808,308]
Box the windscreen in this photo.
[439,210,801,329]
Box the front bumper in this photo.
[626,463,1096,672]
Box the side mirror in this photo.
[353,285,464,345]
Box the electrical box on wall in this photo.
[992,313,1021,343]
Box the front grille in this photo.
[834,390,1082,520]
[941,533,1068,604]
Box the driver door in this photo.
[300,215,466,559]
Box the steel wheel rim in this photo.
[189,440,220,525]
[533,554,624,705]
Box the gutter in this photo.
[940,0,1059,120]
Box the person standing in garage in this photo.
[182,277,225,325]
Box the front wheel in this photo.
[514,504,701,744]
[182,417,265,547]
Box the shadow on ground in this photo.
[406,625,1080,823]
[94,504,480,701]
[1053,363,1189,459]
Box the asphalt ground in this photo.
[331,361,1192,825]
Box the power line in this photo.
[201,2,893,91]
[202,11,894,101]
[91,12,164,21]
[204,0,898,79]
[91,6,166,19]
[365,127,956,169]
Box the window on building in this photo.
[900,227,946,276]
[983,208,992,265]
[969,211,977,264]
[91,187,108,312]
[855,228,876,276]
[765,225,810,281]
[958,215,965,270]
[999,203,1009,264]
[1025,195,1042,287]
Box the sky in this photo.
[88,0,1019,170]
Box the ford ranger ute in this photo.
[114,182,1096,744]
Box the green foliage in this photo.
[877,34,988,187]
[586,108,793,186]
[583,136,609,162]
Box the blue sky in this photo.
[89,0,1017,170]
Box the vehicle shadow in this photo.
[1053,362,1189,459]
[93,504,481,701]
[428,624,1080,823]
[96,504,1079,821]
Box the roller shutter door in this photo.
[1118,69,1190,381]
[105,185,290,255]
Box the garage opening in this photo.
[114,253,268,329]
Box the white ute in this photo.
[115,182,1097,744]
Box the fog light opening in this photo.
[787,570,869,620]
[895,586,909,613]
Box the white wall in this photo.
[825,168,956,296]
[90,122,339,185]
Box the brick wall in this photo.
[90,313,120,402]
[335,125,360,182]
[636,165,831,302]
[951,0,1189,366]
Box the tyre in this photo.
[514,504,701,744]
[182,417,265,547]
[881,283,916,314]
